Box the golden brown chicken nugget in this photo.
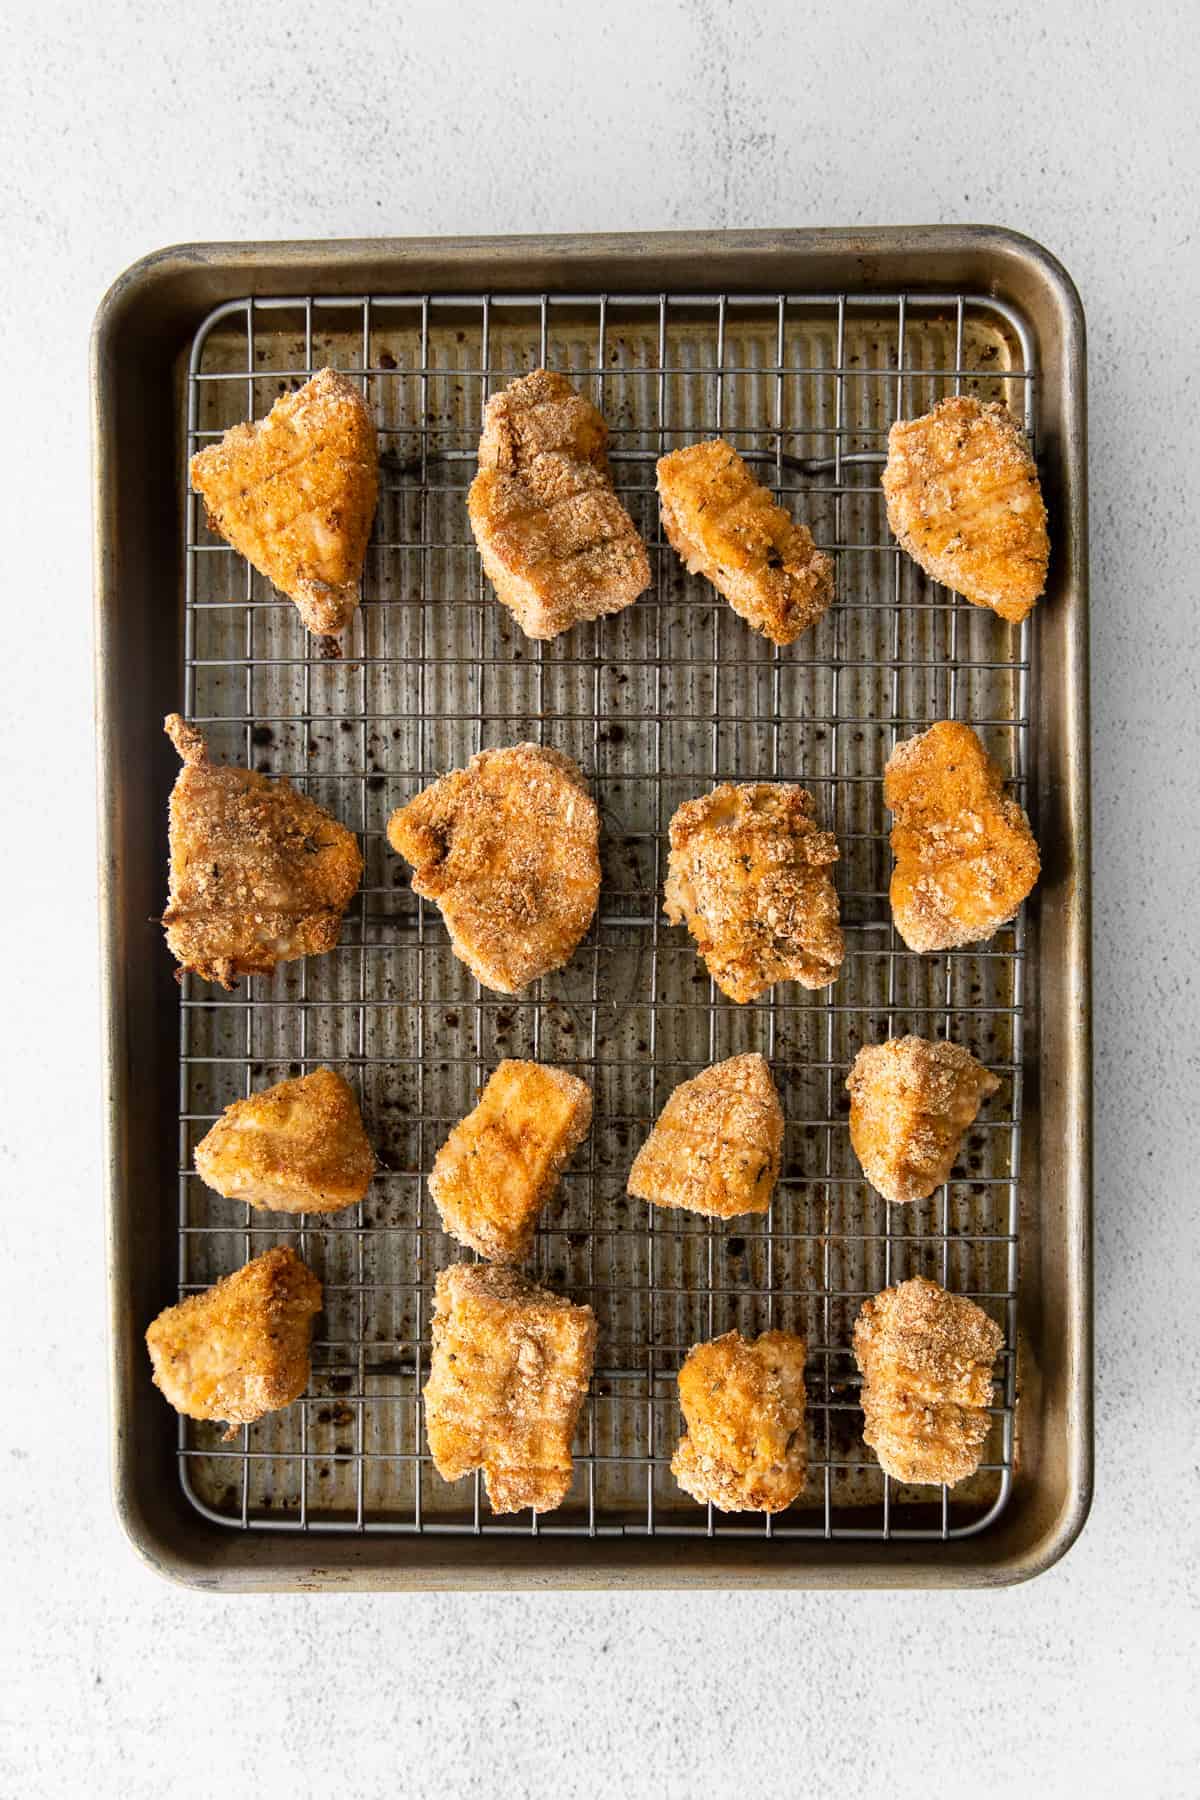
[195,1066,374,1214]
[190,367,378,640]
[846,1036,999,1204]
[423,1264,596,1515]
[885,720,1039,953]
[853,1276,1003,1486]
[163,715,362,989]
[429,1061,593,1263]
[664,782,843,1001]
[672,1330,808,1513]
[657,438,834,645]
[627,1053,783,1220]
[882,394,1048,623]
[145,1246,322,1435]
[387,742,600,993]
[468,369,649,639]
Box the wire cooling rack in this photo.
[177,286,1034,1542]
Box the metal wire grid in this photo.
[176,285,1035,1543]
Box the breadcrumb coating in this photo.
[853,1276,1003,1485]
[386,743,600,994]
[190,368,378,640]
[886,720,1039,953]
[468,369,650,639]
[882,395,1048,622]
[627,1053,783,1220]
[846,1035,999,1204]
[162,715,363,989]
[423,1264,596,1515]
[145,1246,322,1436]
[672,1330,808,1513]
[194,1066,374,1214]
[429,1060,593,1263]
[664,782,844,1001]
[657,438,834,645]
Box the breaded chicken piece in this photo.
[429,1061,593,1263]
[423,1263,596,1515]
[627,1053,783,1220]
[194,1067,374,1214]
[664,782,843,1001]
[657,438,834,645]
[468,369,650,639]
[846,1036,999,1204]
[190,368,378,641]
[854,1276,1003,1486]
[163,715,362,989]
[145,1246,322,1436]
[672,1330,808,1513]
[387,742,600,993]
[882,395,1048,623]
[886,720,1039,952]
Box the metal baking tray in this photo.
[93,229,1091,1590]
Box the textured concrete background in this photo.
[2,1,1197,1794]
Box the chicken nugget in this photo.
[886,720,1039,952]
[846,1035,999,1204]
[387,742,600,993]
[657,438,833,644]
[468,369,649,639]
[627,1053,783,1220]
[672,1329,808,1513]
[145,1246,322,1436]
[423,1264,596,1515]
[194,1066,374,1214]
[190,368,378,641]
[163,715,363,989]
[664,782,843,1000]
[429,1060,593,1263]
[853,1276,1003,1486]
[882,394,1048,622]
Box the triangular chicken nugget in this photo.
[195,1066,375,1214]
[145,1246,322,1435]
[163,714,362,989]
[627,1052,783,1219]
[190,368,378,640]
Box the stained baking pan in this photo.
[93,228,1091,1589]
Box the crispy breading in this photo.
[145,1246,322,1436]
[162,715,362,989]
[387,742,600,993]
[664,782,843,1000]
[657,438,834,644]
[882,395,1048,623]
[846,1035,999,1205]
[429,1061,593,1263]
[423,1263,596,1515]
[194,1067,374,1214]
[853,1276,1003,1486]
[885,720,1039,952]
[190,368,377,640]
[627,1053,783,1220]
[672,1330,808,1513]
[468,369,650,639]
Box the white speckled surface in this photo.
[2,1,1198,1793]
